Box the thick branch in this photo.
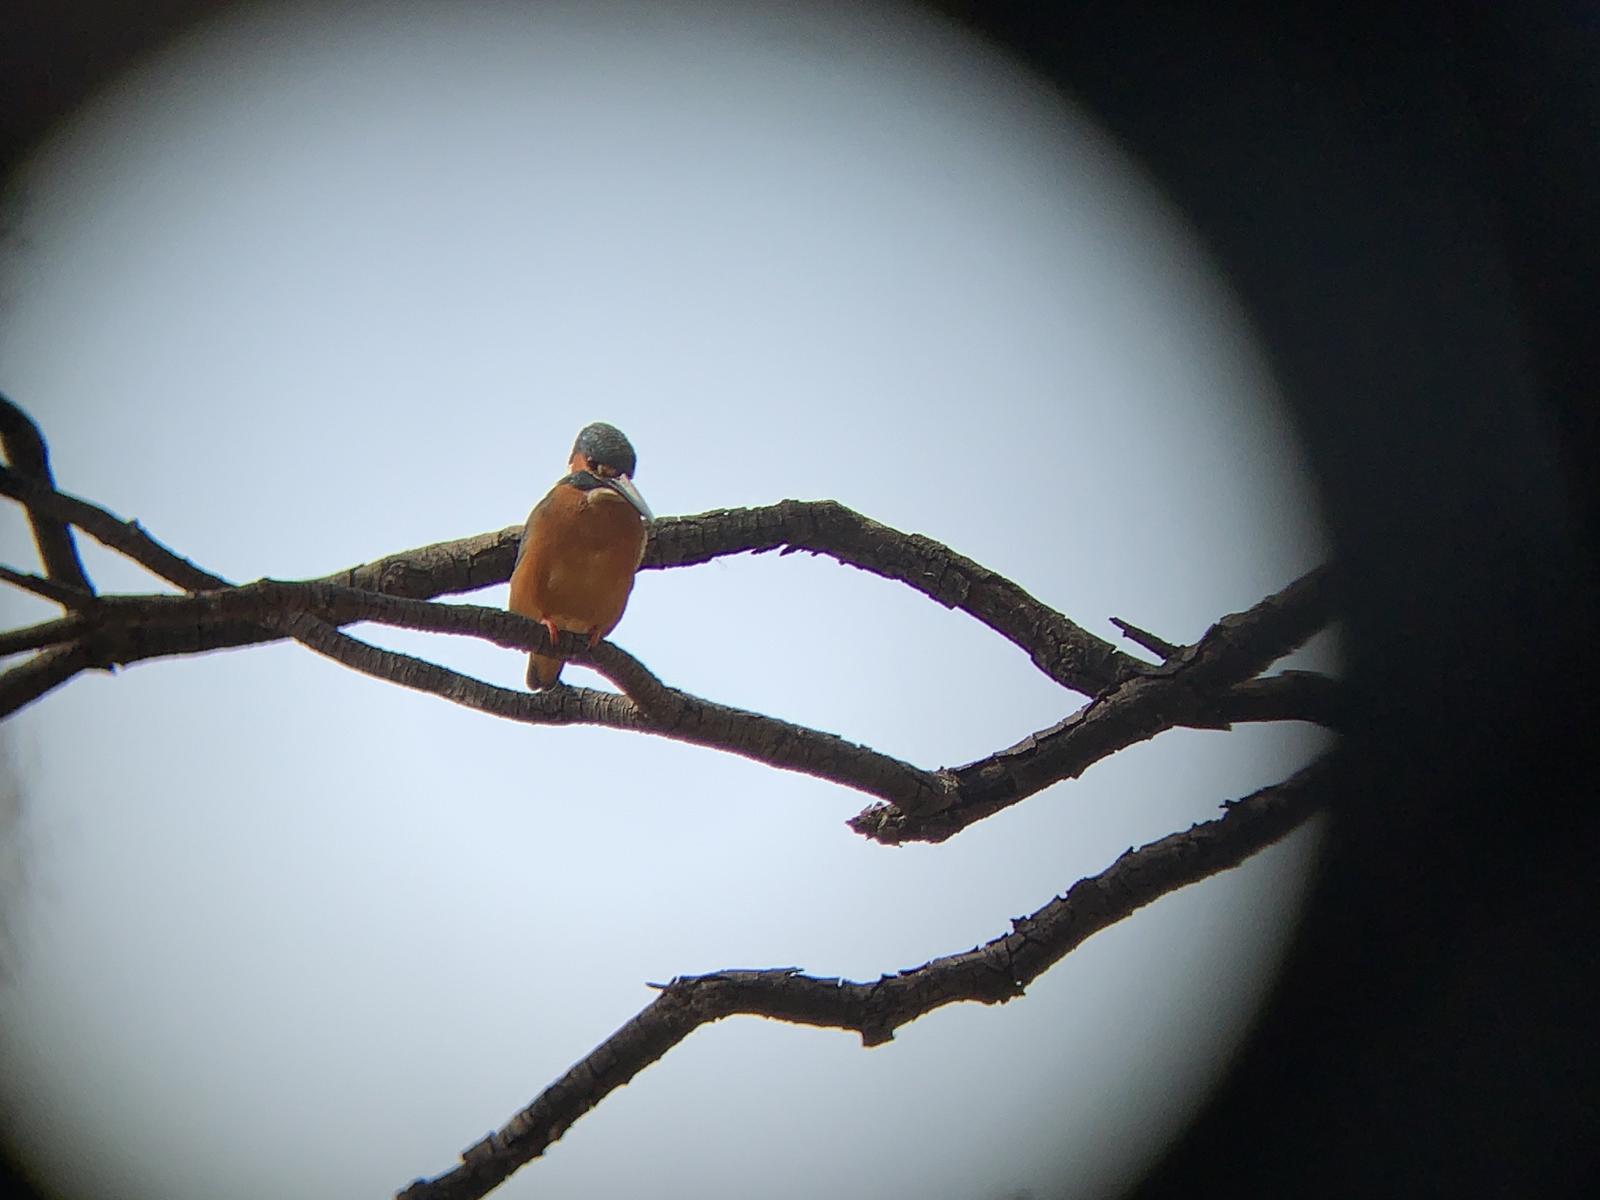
[329,501,1155,694]
[321,526,522,601]
[356,516,1337,715]
[325,509,1339,718]
[0,570,945,804]
[642,501,1153,694]
[852,566,1339,843]
[5,575,1340,824]
[1,448,1333,729]
[4,477,1148,706]
[1,568,1337,825]
[1,455,1338,836]
[0,642,94,715]
[398,754,1333,1200]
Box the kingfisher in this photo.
[508,422,653,689]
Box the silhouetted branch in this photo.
[0,463,225,591]
[0,568,947,805]
[851,566,1339,843]
[1,479,1152,698]
[0,393,92,594]
[397,754,1334,1200]
[0,564,95,610]
[1,566,1337,823]
[327,500,1157,694]
[269,607,947,810]
[0,397,1344,1200]
[0,465,237,712]
[642,501,1155,694]
[323,509,1339,721]
[3,460,1337,825]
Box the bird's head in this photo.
[568,422,652,519]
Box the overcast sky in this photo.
[0,3,1333,1199]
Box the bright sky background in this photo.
[0,3,1333,1199]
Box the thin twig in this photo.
[0,564,96,611]
[0,471,234,713]
[269,608,948,809]
[0,393,93,594]
[0,463,227,591]
[1109,615,1180,659]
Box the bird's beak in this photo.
[605,474,653,520]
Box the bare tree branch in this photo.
[1,569,1339,828]
[324,526,522,601]
[322,500,1161,691]
[268,607,948,810]
[0,642,95,716]
[1,411,1339,840]
[851,566,1339,843]
[2,473,1157,707]
[0,612,85,657]
[0,398,1344,1200]
[0,467,238,712]
[1215,670,1346,728]
[0,564,95,611]
[292,500,1161,696]
[0,393,93,595]
[1110,614,1180,659]
[0,573,949,807]
[640,501,1156,694]
[0,463,226,591]
[397,754,1333,1200]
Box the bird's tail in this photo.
[527,650,564,690]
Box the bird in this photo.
[508,421,653,689]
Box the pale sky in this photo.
[0,3,1333,1198]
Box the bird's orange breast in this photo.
[508,481,648,639]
